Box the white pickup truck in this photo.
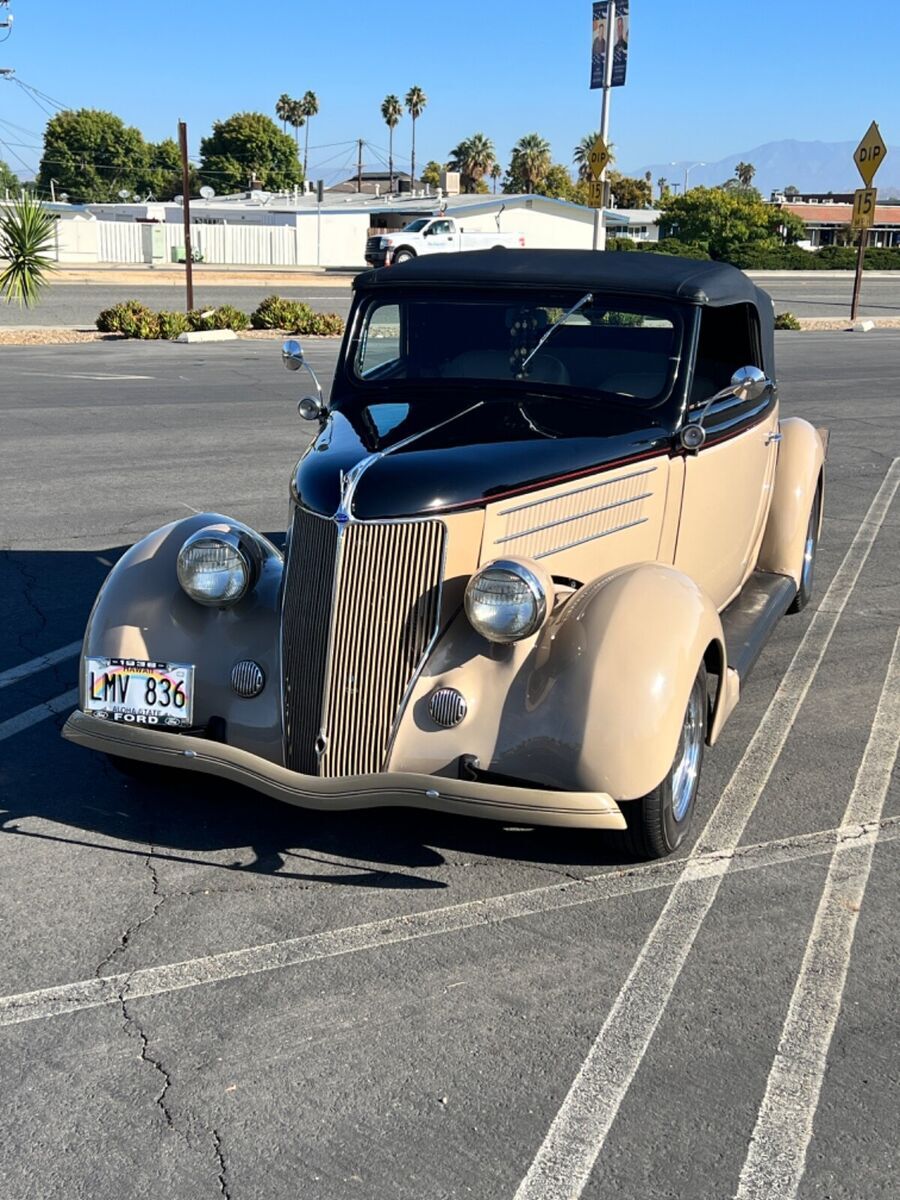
[364,217,525,268]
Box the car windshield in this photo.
[401,219,430,232]
[349,289,684,408]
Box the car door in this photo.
[426,219,456,253]
[673,303,779,609]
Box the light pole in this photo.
[675,161,706,192]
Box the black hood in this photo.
[293,396,672,521]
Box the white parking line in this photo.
[0,642,81,690]
[0,816,897,1031]
[0,689,79,743]
[513,457,900,1200]
[733,627,900,1200]
[15,372,155,381]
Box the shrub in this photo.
[250,294,345,335]
[157,310,191,340]
[774,311,802,331]
[645,238,711,260]
[188,304,250,332]
[96,299,154,334]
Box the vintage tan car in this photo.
[63,251,826,858]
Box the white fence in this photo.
[97,221,144,264]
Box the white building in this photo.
[18,190,659,267]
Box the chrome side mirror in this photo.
[680,365,772,453]
[282,339,305,371]
[730,364,769,402]
[282,339,325,420]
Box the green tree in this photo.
[657,176,669,198]
[299,90,319,178]
[286,99,305,150]
[735,161,756,187]
[37,109,148,203]
[404,85,427,185]
[659,186,804,260]
[448,133,495,193]
[275,93,293,134]
[381,94,403,192]
[506,133,552,193]
[489,161,502,194]
[537,163,576,200]
[608,170,652,209]
[421,160,442,188]
[0,194,57,307]
[136,138,188,201]
[0,159,20,195]
[199,112,303,194]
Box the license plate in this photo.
[84,657,194,728]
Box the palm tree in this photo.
[381,94,403,193]
[512,133,551,193]
[735,161,756,187]
[573,132,615,181]
[657,176,669,198]
[287,98,305,150]
[448,133,495,193]
[0,193,57,307]
[404,86,427,186]
[490,161,502,194]
[275,93,292,134]
[299,90,319,179]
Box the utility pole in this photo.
[357,139,363,193]
[178,120,194,312]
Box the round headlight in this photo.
[177,528,252,607]
[464,559,552,644]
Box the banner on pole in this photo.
[591,1,629,90]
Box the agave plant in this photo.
[0,194,57,308]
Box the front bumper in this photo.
[62,710,626,831]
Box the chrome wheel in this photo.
[800,503,816,595]
[671,682,704,822]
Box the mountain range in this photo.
[626,139,899,200]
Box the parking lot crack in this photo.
[120,994,178,1131]
[95,852,166,977]
[212,1129,231,1199]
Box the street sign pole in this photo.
[593,0,616,250]
[850,224,868,322]
[849,122,887,322]
[178,120,194,313]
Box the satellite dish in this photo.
[174,194,184,205]
[199,185,215,200]
[118,189,131,200]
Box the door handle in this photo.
[766,431,783,445]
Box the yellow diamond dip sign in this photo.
[587,135,611,210]
[854,121,887,186]
[850,122,887,322]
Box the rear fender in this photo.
[79,514,284,764]
[757,417,826,584]
[389,563,725,801]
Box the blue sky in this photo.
[0,0,897,182]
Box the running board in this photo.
[721,571,797,684]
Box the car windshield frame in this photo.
[339,286,689,414]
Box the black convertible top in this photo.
[356,249,773,310]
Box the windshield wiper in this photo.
[517,292,593,378]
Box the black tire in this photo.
[624,664,707,860]
[787,484,821,614]
[392,248,415,264]
[491,244,507,250]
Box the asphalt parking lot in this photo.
[1,333,898,1200]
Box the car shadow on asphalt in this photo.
[1,545,631,892]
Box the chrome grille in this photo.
[282,507,340,775]
[282,506,445,777]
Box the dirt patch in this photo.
[0,329,125,345]
[795,317,900,331]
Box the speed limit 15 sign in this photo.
[852,187,878,230]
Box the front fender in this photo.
[79,513,284,765]
[757,417,825,585]
[389,563,725,801]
